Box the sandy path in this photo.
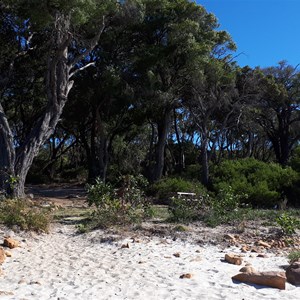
[0,224,300,300]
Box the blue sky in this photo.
[198,0,300,68]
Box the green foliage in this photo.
[8,0,116,29]
[173,224,188,232]
[117,174,149,207]
[203,185,247,227]
[290,146,300,173]
[212,158,298,208]
[276,212,299,235]
[151,177,207,201]
[86,178,115,208]
[0,199,52,232]
[288,251,300,264]
[168,196,204,222]
[86,175,152,228]
[212,185,242,214]
[182,164,201,181]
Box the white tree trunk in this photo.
[0,11,105,198]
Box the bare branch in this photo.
[69,62,96,78]
[69,16,106,69]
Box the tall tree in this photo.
[132,0,234,182]
[255,61,300,165]
[183,58,237,185]
[0,0,115,197]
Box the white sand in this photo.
[0,224,300,300]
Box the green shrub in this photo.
[182,164,201,180]
[0,199,51,232]
[212,185,242,213]
[168,196,204,222]
[151,177,207,202]
[212,158,297,208]
[276,212,299,235]
[86,178,115,208]
[290,146,300,173]
[86,175,152,228]
[288,251,300,264]
[151,177,209,222]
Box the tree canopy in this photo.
[0,0,300,206]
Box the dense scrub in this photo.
[212,158,298,208]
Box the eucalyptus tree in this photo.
[132,0,235,182]
[254,61,300,165]
[0,0,115,197]
[183,58,238,185]
[64,1,144,183]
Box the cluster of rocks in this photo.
[223,235,300,290]
[224,233,300,252]
[0,237,19,275]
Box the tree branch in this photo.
[69,16,106,69]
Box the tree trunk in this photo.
[201,130,209,186]
[0,103,15,196]
[173,108,185,173]
[0,11,105,198]
[82,110,110,183]
[150,109,172,182]
[11,13,72,197]
[88,132,109,183]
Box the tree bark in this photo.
[0,11,105,198]
[173,108,185,173]
[88,111,109,183]
[201,130,209,186]
[0,103,15,195]
[150,109,172,182]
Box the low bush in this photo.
[151,177,207,203]
[0,199,52,232]
[86,175,152,228]
[276,212,300,235]
[288,251,300,264]
[168,196,204,222]
[182,164,201,180]
[212,158,297,208]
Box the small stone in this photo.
[132,238,141,243]
[27,193,34,199]
[3,237,19,249]
[256,240,271,248]
[0,248,5,264]
[286,262,300,286]
[121,243,129,249]
[180,273,193,279]
[18,279,26,284]
[239,266,256,273]
[4,250,12,257]
[30,281,42,285]
[241,245,249,253]
[173,252,181,258]
[225,253,243,265]
[257,254,269,258]
[224,234,236,241]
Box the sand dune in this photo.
[0,224,300,300]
